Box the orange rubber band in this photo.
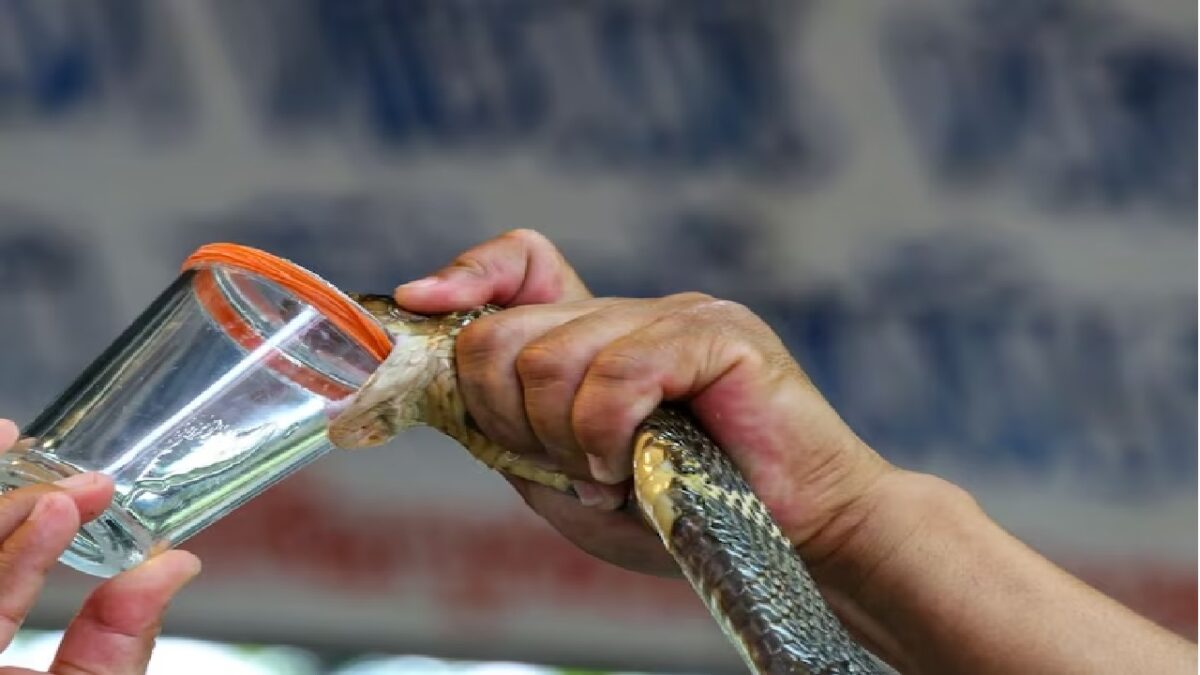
[182,243,392,362]
[188,272,356,399]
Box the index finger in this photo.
[394,229,592,312]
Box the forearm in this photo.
[813,470,1196,674]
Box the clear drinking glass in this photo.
[0,245,388,578]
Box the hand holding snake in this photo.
[330,229,1196,675]
[390,230,890,580]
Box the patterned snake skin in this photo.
[327,295,895,675]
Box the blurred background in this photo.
[0,0,1195,672]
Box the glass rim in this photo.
[182,242,393,362]
[182,243,392,400]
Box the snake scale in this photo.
[326,295,894,675]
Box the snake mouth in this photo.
[326,417,392,450]
[325,396,394,449]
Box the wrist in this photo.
[802,465,975,588]
[799,467,981,668]
[800,467,1197,674]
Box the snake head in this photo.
[329,294,503,451]
[327,333,436,448]
[327,293,442,449]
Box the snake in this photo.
[326,294,895,675]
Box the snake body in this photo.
[327,295,893,675]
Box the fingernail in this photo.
[572,481,603,507]
[179,552,203,580]
[53,473,96,491]
[397,277,439,290]
[586,454,618,484]
[138,550,203,587]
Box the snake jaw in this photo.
[328,382,431,450]
[328,294,447,449]
[326,401,403,449]
[327,334,436,449]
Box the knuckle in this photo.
[713,298,756,319]
[503,227,554,251]
[663,293,757,323]
[448,252,490,278]
[589,349,650,386]
[677,297,770,332]
[455,331,517,407]
[665,291,716,306]
[515,342,569,388]
[693,297,750,318]
[456,315,515,366]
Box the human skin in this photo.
[0,418,200,675]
